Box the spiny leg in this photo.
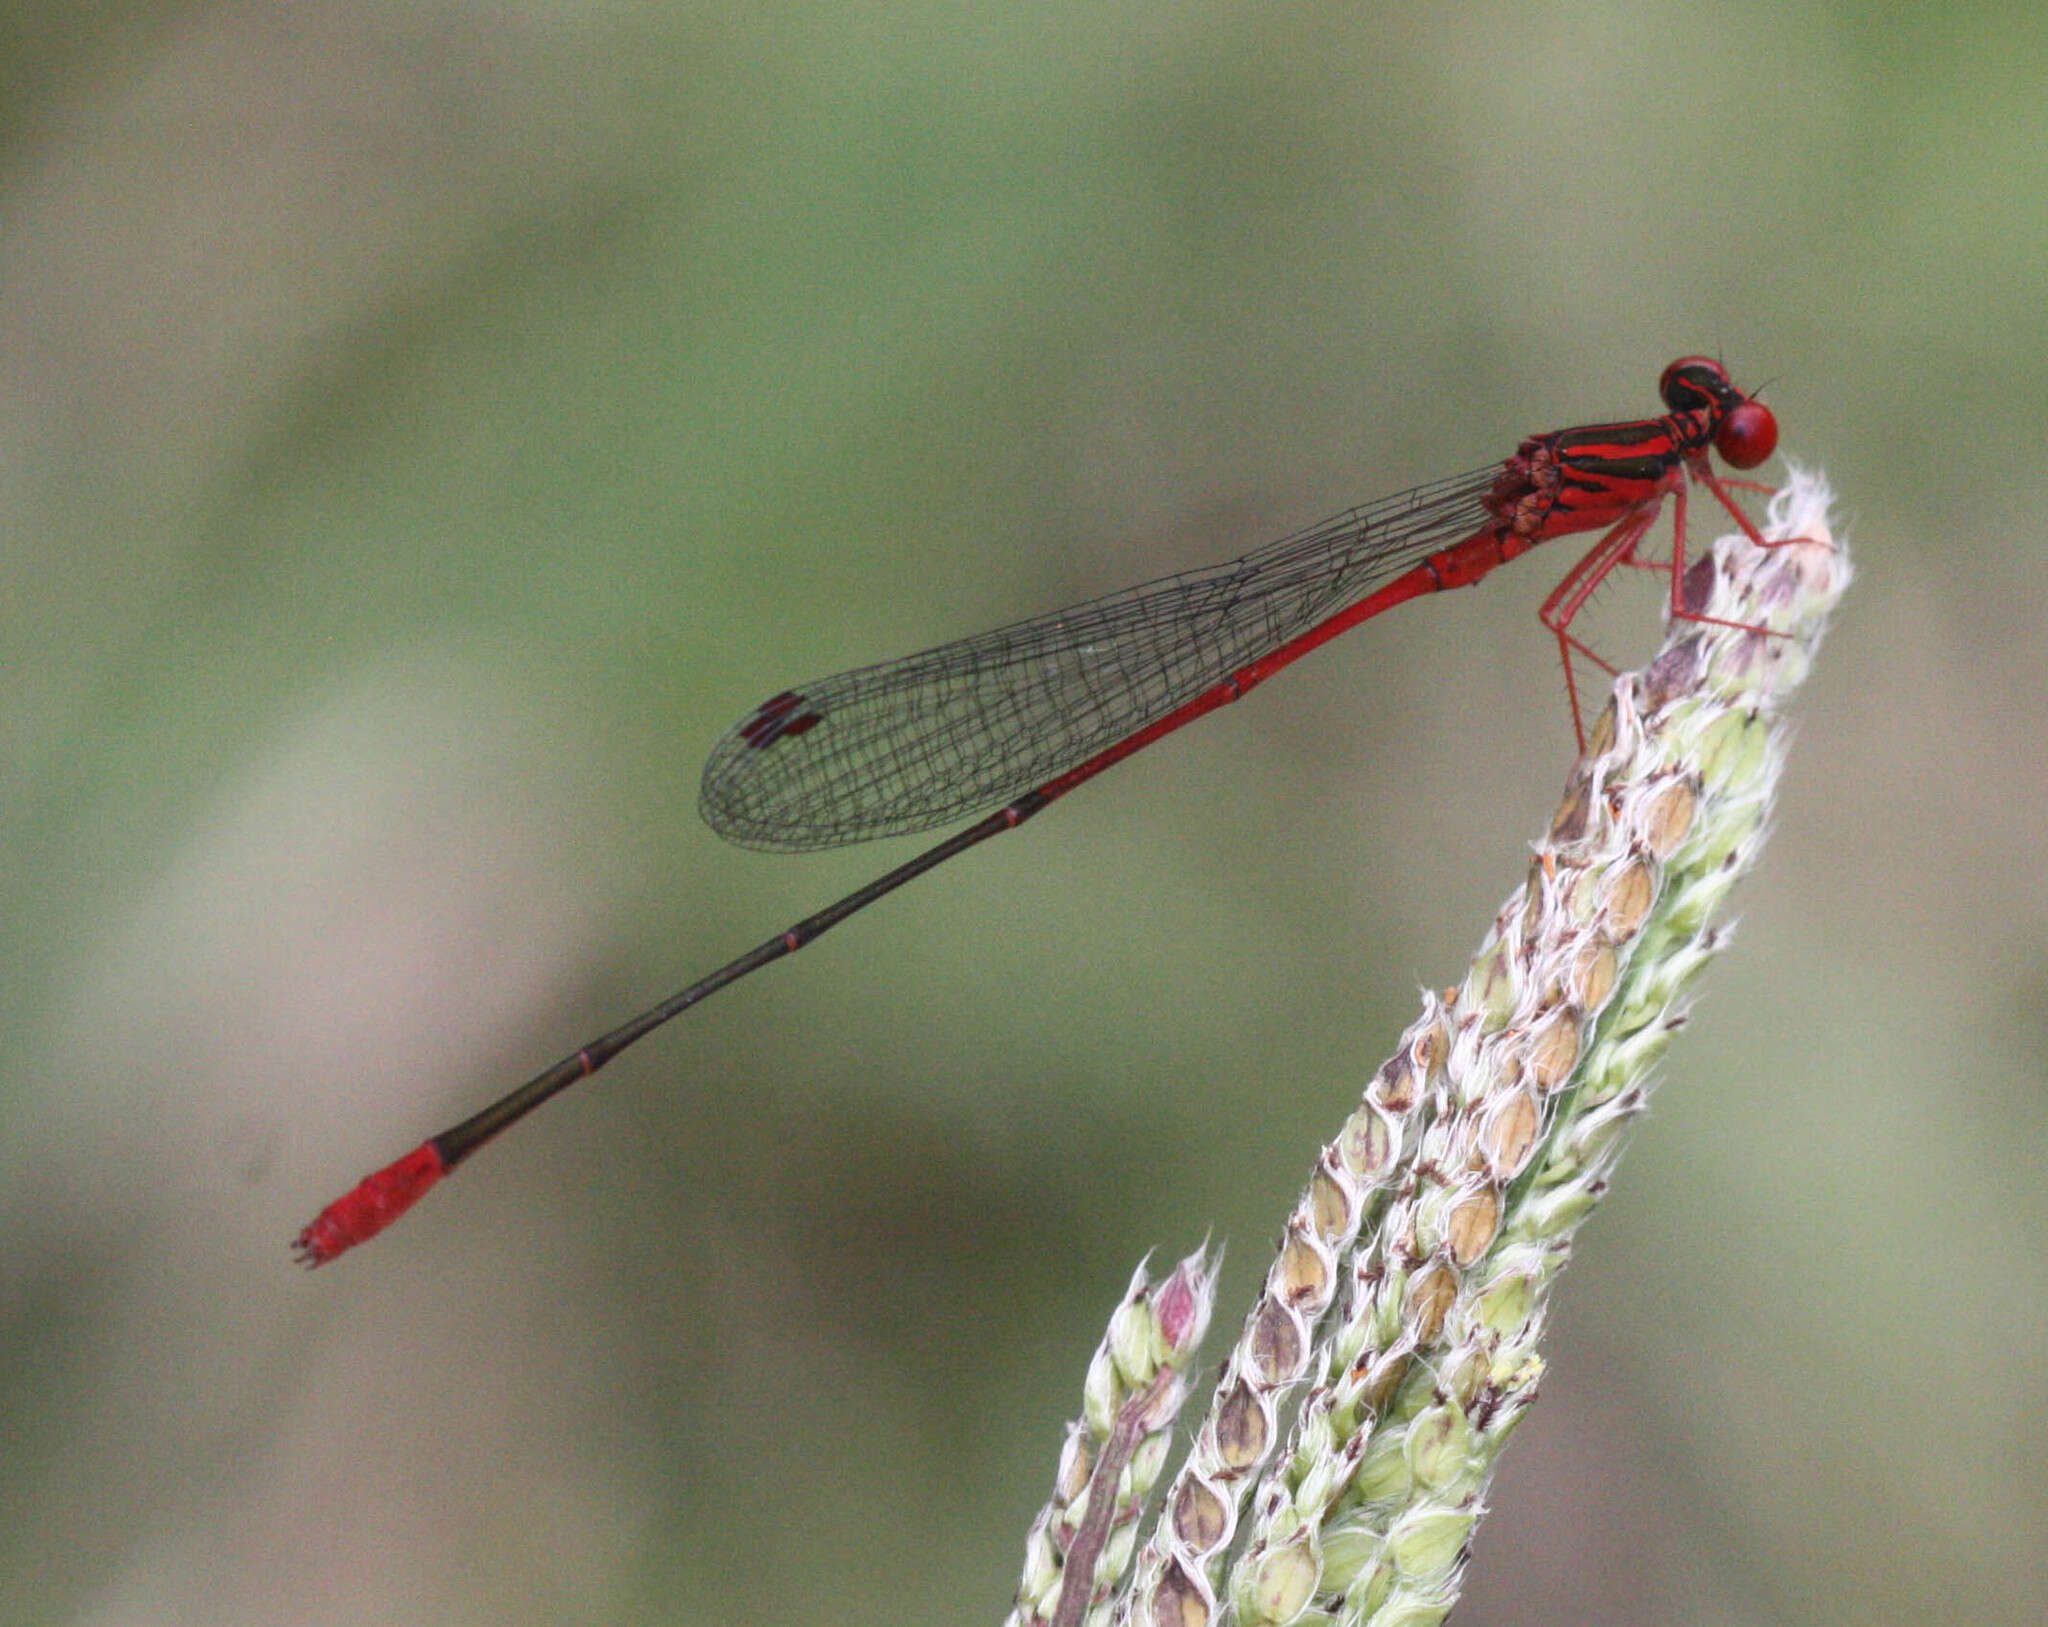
[1539,507,1662,750]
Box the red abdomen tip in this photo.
[292,1142,447,1267]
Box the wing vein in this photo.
[700,465,1501,850]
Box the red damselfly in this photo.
[295,356,1783,1265]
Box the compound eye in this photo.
[1659,355,1728,412]
[1715,400,1778,469]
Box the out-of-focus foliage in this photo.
[3,5,2043,1624]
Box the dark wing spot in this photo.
[740,691,810,746]
[739,694,824,750]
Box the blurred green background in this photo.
[4,3,2044,1623]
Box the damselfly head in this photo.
[1657,357,1777,470]
[1657,355,1737,413]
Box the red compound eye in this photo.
[1715,400,1778,469]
